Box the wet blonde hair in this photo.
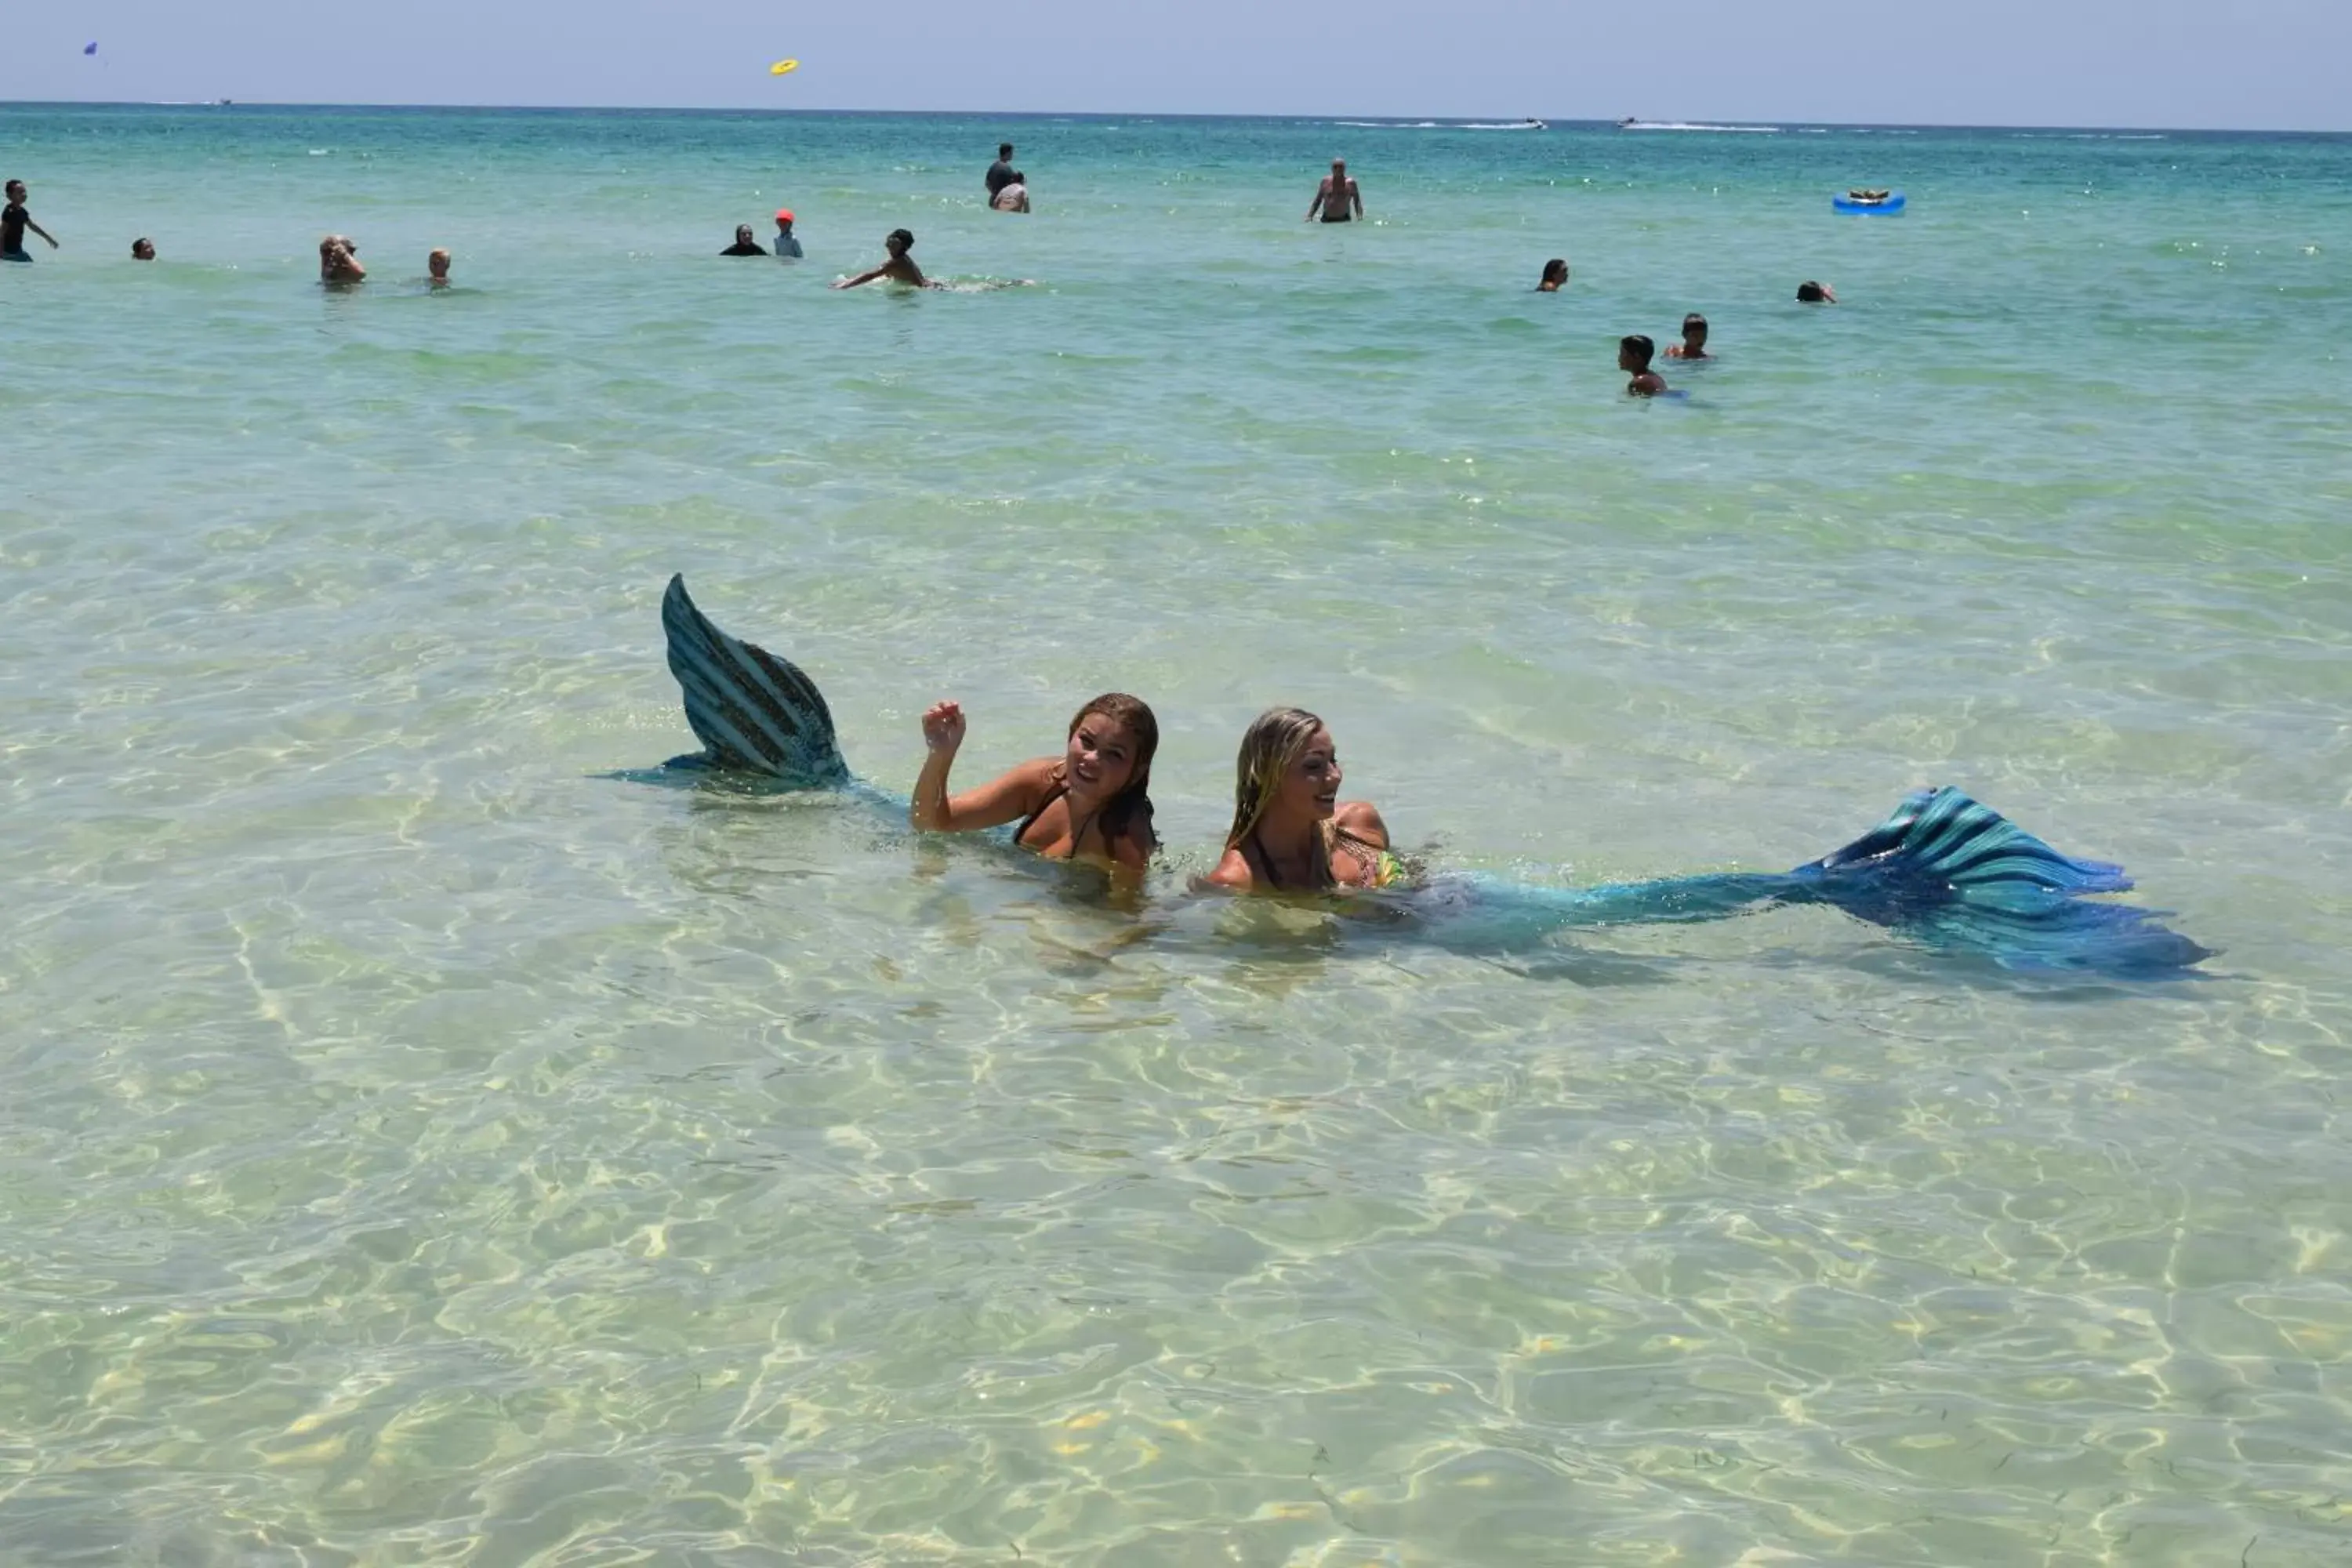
[1224,706,1327,851]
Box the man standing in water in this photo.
[1306,158,1363,223]
[985,143,1017,205]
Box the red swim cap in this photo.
[775,209,794,223]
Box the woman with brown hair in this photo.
[1204,707,1400,893]
[911,694,1160,874]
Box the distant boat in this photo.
[1523,118,1547,129]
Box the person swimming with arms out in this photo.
[834,228,936,289]
[2,180,59,261]
[1536,258,1569,292]
[720,224,768,256]
[1619,334,1668,396]
[911,694,1160,877]
[1664,312,1710,358]
[1305,158,1363,223]
[318,234,365,283]
[1203,708,1400,893]
[772,209,804,258]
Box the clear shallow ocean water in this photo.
[4,103,2351,1564]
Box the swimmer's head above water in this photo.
[1797,280,1835,303]
[1537,258,1569,292]
[1064,693,1160,850]
[1620,334,1667,396]
[1225,707,1340,850]
[131,237,155,260]
[427,247,450,279]
[886,227,914,256]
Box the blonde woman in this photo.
[1205,707,1401,893]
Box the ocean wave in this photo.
[1619,122,1780,133]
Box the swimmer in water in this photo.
[1204,708,1399,893]
[720,224,768,256]
[911,694,1159,876]
[1620,334,1668,396]
[1797,280,1836,303]
[318,234,365,283]
[426,248,451,287]
[986,143,1018,204]
[772,209,803,258]
[131,238,156,260]
[992,172,1031,213]
[2,180,58,261]
[834,228,935,289]
[1536,258,1569,292]
[1305,158,1363,223]
[1664,312,1710,358]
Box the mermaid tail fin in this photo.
[1793,786,2212,974]
[660,575,851,786]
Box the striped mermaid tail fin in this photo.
[659,575,851,786]
[1791,786,2212,974]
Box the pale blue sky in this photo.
[12,0,2348,131]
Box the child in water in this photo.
[1664,313,1709,358]
[3,179,59,260]
[1619,335,1667,397]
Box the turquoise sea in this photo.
[5,103,2351,1564]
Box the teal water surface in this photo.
[4,105,2352,1565]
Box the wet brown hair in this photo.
[1067,693,1159,852]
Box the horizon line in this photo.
[4,99,2347,139]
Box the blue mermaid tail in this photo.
[1411,787,2211,975]
[644,579,2209,976]
[659,574,851,786]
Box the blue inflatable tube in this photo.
[1834,190,1906,215]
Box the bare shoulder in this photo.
[1334,800,1389,847]
[1006,755,1064,797]
[1203,847,1256,891]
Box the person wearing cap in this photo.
[772,209,804,259]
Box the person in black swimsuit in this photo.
[2,180,59,261]
[1305,159,1363,223]
[911,692,1160,876]
[1205,707,1396,893]
[720,224,768,256]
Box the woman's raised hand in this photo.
[920,700,967,754]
